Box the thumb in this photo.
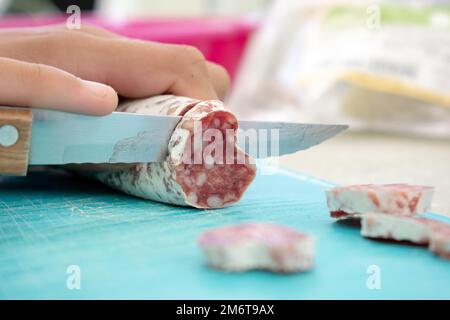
[0,57,118,115]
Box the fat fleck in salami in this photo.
[326,184,434,219]
[361,213,450,260]
[198,223,315,272]
[92,95,256,208]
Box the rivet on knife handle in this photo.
[0,107,33,176]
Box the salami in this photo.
[361,213,450,260]
[361,213,432,245]
[197,223,315,272]
[92,95,256,208]
[326,184,434,219]
[429,223,450,259]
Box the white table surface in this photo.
[280,132,450,217]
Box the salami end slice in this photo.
[198,223,315,273]
[326,184,434,219]
[361,213,432,245]
[361,213,450,260]
[429,224,450,260]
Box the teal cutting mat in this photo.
[0,167,449,299]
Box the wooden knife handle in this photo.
[0,107,33,176]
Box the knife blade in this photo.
[29,109,347,165]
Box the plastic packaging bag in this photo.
[229,0,450,138]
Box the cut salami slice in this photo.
[91,95,256,208]
[361,213,450,260]
[326,184,434,219]
[198,223,315,272]
[361,213,432,245]
[429,223,450,260]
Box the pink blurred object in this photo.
[0,14,259,79]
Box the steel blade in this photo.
[29,109,348,164]
[29,109,182,165]
[237,120,348,158]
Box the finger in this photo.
[92,39,220,100]
[0,30,224,101]
[0,57,118,115]
[77,27,231,100]
[0,24,122,39]
[166,46,219,100]
[63,24,126,39]
[206,61,231,100]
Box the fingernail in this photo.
[82,80,113,99]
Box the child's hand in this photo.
[0,25,230,115]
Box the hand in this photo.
[0,25,230,115]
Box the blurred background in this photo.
[0,0,449,215]
[0,0,272,16]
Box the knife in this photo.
[0,107,347,176]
